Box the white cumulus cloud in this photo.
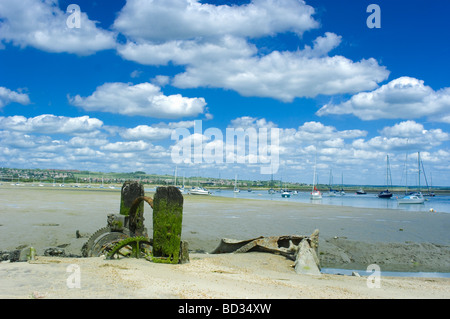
[0,0,116,55]
[317,77,450,122]
[113,0,389,102]
[120,120,196,141]
[174,50,388,102]
[114,0,319,41]
[69,82,207,119]
[0,87,31,108]
[0,114,103,134]
[352,121,449,151]
[101,141,151,152]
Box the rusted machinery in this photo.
[82,181,187,263]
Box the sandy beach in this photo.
[1,253,449,299]
[1,185,450,299]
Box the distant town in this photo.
[0,167,290,189]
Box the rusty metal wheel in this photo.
[106,236,153,260]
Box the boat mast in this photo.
[385,155,389,189]
[430,172,433,192]
[329,169,333,190]
[174,165,178,187]
[404,152,408,195]
[312,152,317,191]
[421,159,431,193]
[418,152,421,192]
[386,155,393,189]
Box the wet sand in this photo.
[3,185,449,270]
[1,185,450,299]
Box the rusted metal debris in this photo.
[212,235,305,259]
[211,229,321,275]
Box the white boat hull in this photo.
[189,188,210,195]
[310,191,322,200]
[190,191,210,195]
[397,195,424,204]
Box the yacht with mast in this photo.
[189,187,210,195]
[327,169,338,196]
[378,155,393,198]
[310,153,322,200]
[189,171,210,195]
[234,174,240,193]
[397,152,425,204]
[339,172,346,195]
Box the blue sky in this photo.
[0,0,449,186]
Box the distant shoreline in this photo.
[2,182,449,195]
[2,166,450,193]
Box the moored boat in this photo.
[310,152,322,200]
[378,155,393,199]
[310,186,322,200]
[189,187,210,195]
[281,191,291,198]
[397,192,424,204]
[397,152,425,204]
[378,189,393,198]
[233,174,240,193]
[356,188,366,195]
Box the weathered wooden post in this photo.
[152,186,184,264]
[120,180,145,219]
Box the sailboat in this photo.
[310,153,322,200]
[397,192,424,204]
[189,186,210,195]
[179,173,186,194]
[234,174,240,193]
[268,172,275,194]
[173,166,185,194]
[339,173,346,195]
[311,185,322,200]
[327,169,337,197]
[356,187,366,195]
[397,152,425,204]
[281,190,291,198]
[189,172,210,195]
[378,155,393,198]
[281,179,290,198]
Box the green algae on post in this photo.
[120,181,144,217]
[152,186,183,264]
